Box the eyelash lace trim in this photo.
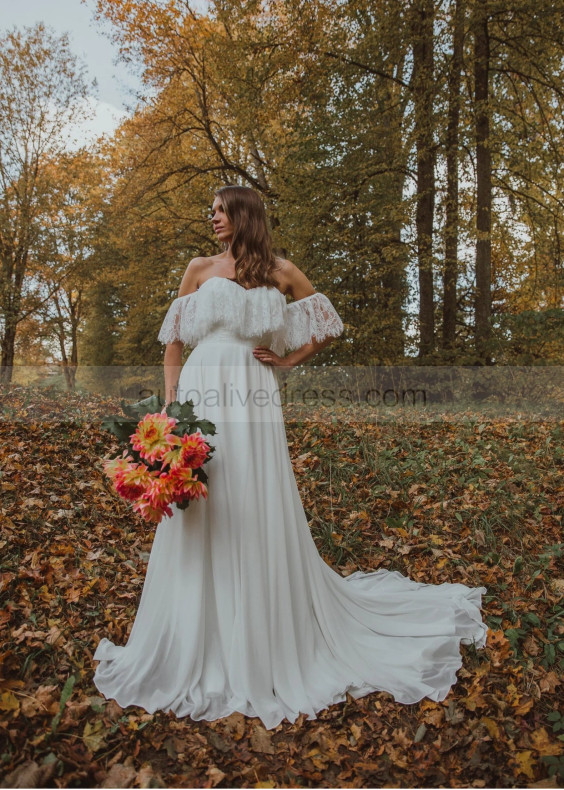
[283,292,344,352]
[157,278,343,354]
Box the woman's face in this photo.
[211,197,234,244]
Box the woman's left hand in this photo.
[252,346,290,367]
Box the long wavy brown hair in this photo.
[214,185,281,288]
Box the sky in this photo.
[0,0,207,146]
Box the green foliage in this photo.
[541,755,564,780]
[547,710,564,734]
[494,310,564,365]
[50,675,76,734]
[102,395,216,445]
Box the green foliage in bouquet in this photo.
[100,394,217,484]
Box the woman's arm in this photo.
[163,259,203,406]
[278,260,317,301]
[283,335,334,367]
[163,342,184,405]
[253,328,334,369]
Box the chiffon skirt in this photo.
[93,330,488,730]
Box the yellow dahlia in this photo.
[102,450,134,481]
[130,413,180,464]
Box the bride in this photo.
[93,185,487,731]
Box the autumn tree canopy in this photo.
[1,2,563,376]
[84,0,563,369]
[0,23,93,383]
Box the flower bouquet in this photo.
[100,394,216,523]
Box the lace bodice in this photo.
[157,276,344,356]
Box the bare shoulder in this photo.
[274,257,316,300]
[177,256,211,296]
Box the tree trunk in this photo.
[412,0,436,360]
[380,245,407,359]
[67,293,80,391]
[442,0,464,356]
[0,251,26,385]
[0,324,17,384]
[53,289,81,392]
[473,0,493,363]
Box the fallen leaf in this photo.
[481,717,501,739]
[83,719,107,753]
[523,634,540,656]
[513,696,534,716]
[530,727,562,756]
[250,723,275,754]
[206,766,226,787]
[350,722,362,742]
[101,762,136,788]
[46,625,64,645]
[539,671,561,694]
[0,760,56,788]
[223,711,246,740]
[422,707,444,727]
[0,691,20,713]
[413,723,427,743]
[136,762,163,788]
[514,750,536,779]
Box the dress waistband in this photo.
[196,329,263,347]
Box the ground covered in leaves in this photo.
[0,385,562,788]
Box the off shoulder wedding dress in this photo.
[93,276,487,730]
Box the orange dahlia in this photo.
[115,460,156,500]
[146,472,178,509]
[132,495,173,522]
[163,432,211,470]
[169,465,208,501]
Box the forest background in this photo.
[1,0,563,393]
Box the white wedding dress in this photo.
[93,276,487,730]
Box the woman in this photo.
[93,185,487,731]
